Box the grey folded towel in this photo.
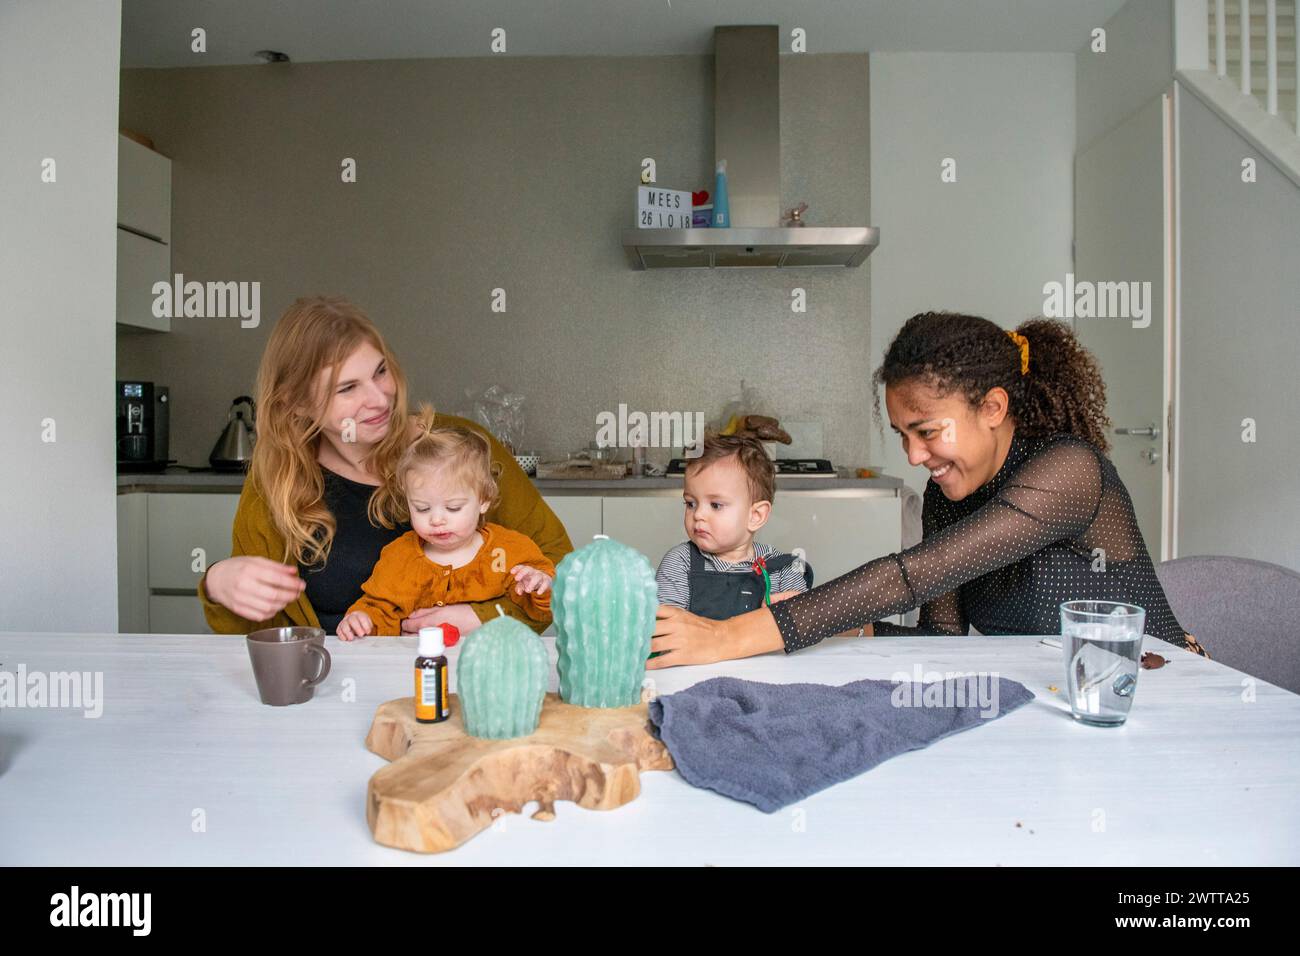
[648,675,1035,813]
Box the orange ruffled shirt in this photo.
[347,522,554,636]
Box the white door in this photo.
[1073,91,1175,558]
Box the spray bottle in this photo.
[712,159,730,228]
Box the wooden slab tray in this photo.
[365,692,674,853]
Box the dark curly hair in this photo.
[871,312,1111,454]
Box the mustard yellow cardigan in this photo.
[198,412,573,635]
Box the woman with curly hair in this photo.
[651,311,1206,666]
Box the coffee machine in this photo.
[116,381,170,472]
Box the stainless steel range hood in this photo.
[623,25,878,270]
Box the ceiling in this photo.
[122,0,1131,67]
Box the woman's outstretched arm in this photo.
[650,439,1102,665]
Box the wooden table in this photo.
[1,631,1296,865]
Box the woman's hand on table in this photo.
[205,556,305,622]
[648,604,785,668]
[401,603,482,636]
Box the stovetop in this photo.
[665,457,837,477]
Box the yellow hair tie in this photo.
[1006,331,1030,375]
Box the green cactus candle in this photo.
[554,535,658,708]
[456,609,549,739]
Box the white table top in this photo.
[1,631,1296,865]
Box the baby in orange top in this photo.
[336,413,555,640]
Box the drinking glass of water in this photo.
[1060,601,1146,726]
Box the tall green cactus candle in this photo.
[554,535,658,708]
[456,608,549,739]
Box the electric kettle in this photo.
[209,396,256,472]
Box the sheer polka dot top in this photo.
[767,432,1192,653]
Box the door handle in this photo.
[1114,424,1160,438]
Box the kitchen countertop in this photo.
[117,471,247,493]
[1,631,1295,865]
[117,471,904,495]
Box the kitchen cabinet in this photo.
[124,492,600,635]
[117,493,149,632]
[115,492,239,634]
[600,492,900,582]
[116,228,170,332]
[116,134,171,331]
[147,494,240,591]
[148,594,210,635]
[761,496,900,583]
[541,495,602,549]
[117,134,171,242]
[599,497,684,568]
[118,484,902,635]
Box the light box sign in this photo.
[637,186,694,229]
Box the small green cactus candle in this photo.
[554,535,658,708]
[457,608,549,739]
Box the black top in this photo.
[299,466,409,634]
[769,432,1189,651]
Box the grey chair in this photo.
[1156,555,1300,695]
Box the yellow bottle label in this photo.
[415,666,438,721]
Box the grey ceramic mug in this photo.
[246,626,331,706]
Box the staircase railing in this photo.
[1208,0,1298,134]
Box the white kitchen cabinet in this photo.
[147,494,241,590]
[761,496,900,584]
[117,134,171,242]
[117,493,150,633]
[120,485,901,635]
[600,497,685,568]
[116,227,170,332]
[601,492,900,583]
[541,495,602,550]
[148,595,211,634]
[116,134,171,331]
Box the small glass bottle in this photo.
[414,626,449,724]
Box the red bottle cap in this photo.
[440,623,460,647]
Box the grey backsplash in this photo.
[117,52,873,469]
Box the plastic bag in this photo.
[462,384,526,454]
[710,378,770,433]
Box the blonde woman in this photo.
[199,295,573,636]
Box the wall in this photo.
[1076,0,1173,153]
[116,53,872,469]
[1176,86,1300,571]
[868,52,1076,492]
[0,0,122,631]
[1072,0,1300,571]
